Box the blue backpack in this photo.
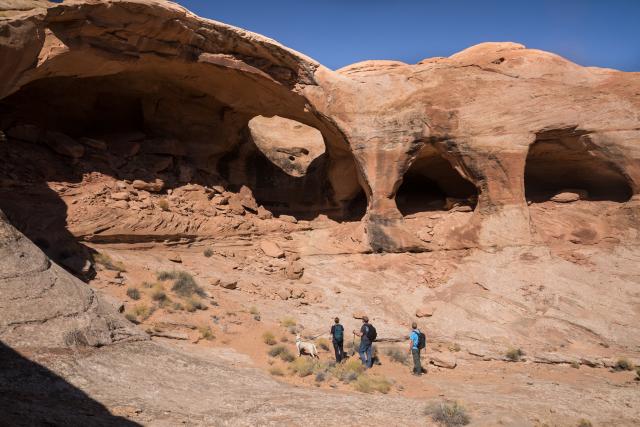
[333,324,344,341]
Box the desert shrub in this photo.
[425,401,470,427]
[203,248,214,257]
[93,252,126,272]
[131,304,154,321]
[157,271,178,281]
[280,335,289,343]
[198,326,215,341]
[316,338,330,351]
[263,331,277,345]
[449,343,461,352]
[172,302,184,311]
[126,287,140,300]
[577,419,593,427]
[151,286,167,302]
[288,325,298,335]
[613,358,634,371]
[269,367,285,376]
[505,348,524,362]
[158,199,170,211]
[330,358,365,383]
[280,317,297,328]
[185,296,206,312]
[290,357,318,377]
[571,361,580,369]
[124,312,137,323]
[250,306,259,315]
[354,374,391,394]
[268,345,295,362]
[315,371,327,382]
[635,366,640,380]
[173,272,205,297]
[385,347,409,365]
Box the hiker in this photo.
[409,322,426,375]
[330,317,345,362]
[353,316,376,369]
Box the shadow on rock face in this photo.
[0,340,141,426]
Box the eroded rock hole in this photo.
[396,146,477,216]
[525,131,632,203]
[220,115,364,221]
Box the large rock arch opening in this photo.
[524,130,633,203]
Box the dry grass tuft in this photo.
[613,358,634,371]
[262,331,277,345]
[158,199,170,211]
[316,337,330,351]
[385,347,409,365]
[505,348,524,362]
[268,345,295,362]
[126,287,140,300]
[269,367,285,376]
[353,374,391,394]
[94,252,126,272]
[203,248,214,257]
[425,401,470,427]
[198,325,215,341]
[289,357,318,377]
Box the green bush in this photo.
[425,401,470,427]
[354,374,391,394]
[505,348,524,362]
[157,271,205,297]
[126,287,140,300]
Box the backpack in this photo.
[365,324,377,342]
[333,324,344,341]
[416,330,426,349]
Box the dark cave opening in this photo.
[396,146,478,216]
[524,132,632,203]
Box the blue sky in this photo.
[175,1,640,71]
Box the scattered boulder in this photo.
[7,124,41,143]
[44,131,85,158]
[279,215,297,224]
[417,228,433,242]
[257,205,273,220]
[110,191,130,201]
[219,279,238,290]
[276,288,291,300]
[430,352,457,369]
[352,311,367,320]
[238,186,259,212]
[168,254,182,263]
[416,305,436,318]
[285,261,304,280]
[551,190,588,203]
[79,137,108,150]
[112,200,129,209]
[132,179,165,193]
[260,240,284,258]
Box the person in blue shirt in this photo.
[409,322,423,376]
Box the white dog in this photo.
[295,334,319,358]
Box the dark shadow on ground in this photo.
[0,340,141,426]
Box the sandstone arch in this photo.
[524,129,633,203]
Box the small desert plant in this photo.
[571,361,580,369]
[131,304,154,321]
[505,348,524,362]
[425,401,470,427]
[151,286,167,302]
[316,337,330,351]
[174,272,204,297]
[203,248,214,257]
[263,331,277,345]
[613,358,634,371]
[280,317,297,328]
[185,296,206,312]
[250,306,260,315]
[635,366,640,380]
[385,347,409,365]
[330,358,365,383]
[269,367,285,377]
[354,374,392,394]
[315,371,327,382]
[290,357,318,377]
[172,302,184,311]
[158,199,170,211]
[449,343,461,352]
[268,345,295,362]
[157,271,178,281]
[280,335,289,343]
[126,287,140,300]
[577,419,593,427]
[124,312,137,323]
[198,326,215,341]
[93,252,126,272]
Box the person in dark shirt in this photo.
[330,317,345,362]
[353,316,374,368]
